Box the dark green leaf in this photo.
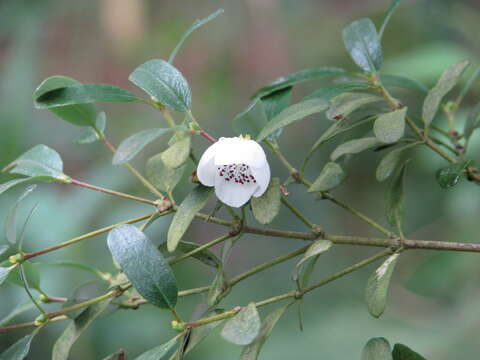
[464,103,480,145]
[52,299,112,360]
[129,59,191,112]
[169,9,224,63]
[160,240,221,268]
[422,60,469,128]
[342,18,383,73]
[4,144,69,182]
[296,240,332,269]
[221,303,261,345]
[308,162,346,192]
[331,137,380,161]
[304,82,371,101]
[373,107,407,143]
[365,253,400,318]
[161,135,191,169]
[134,336,178,360]
[241,304,289,360]
[0,328,40,360]
[362,337,393,360]
[33,76,97,127]
[253,67,346,99]
[326,92,382,121]
[113,127,183,165]
[392,343,426,360]
[386,161,409,228]
[232,100,267,138]
[35,84,137,108]
[74,112,107,144]
[380,75,428,93]
[261,87,292,140]
[251,178,281,224]
[146,153,186,194]
[379,0,402,38]
[376,143,418,182]
[5,185,36,245]
[107,225,178,309]
[257,98,329,141]
[435,160,471,189]
[167,185,213,252]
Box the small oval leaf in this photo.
[331,137,380,161]
[326,92,382,121]
[308,162,346,192]
[146,153,186,194]
[362,337,393,360]
[373,107,407,143]
[221,303,261,345]
[251,178,281,224]
[161,135,191,169]
[435,160,471,189]
[167,185,213,252]
[296,240,333,269]
[365,253,400,318]
[376,143,418,182]
[422,60,469,128]
[129,59,191,112]
[392,343,426,360]
[342,18,383,73]
[257,98,329,142]
[107,225,178,309]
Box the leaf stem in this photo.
[280,197,315,230]
[169,234,232,265]
[19,264,47,315]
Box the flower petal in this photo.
[213,138,267,168]
[251,162,271,197]
[197,141,223,186]
[214,175,257,207]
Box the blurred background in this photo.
[1,0,480,358]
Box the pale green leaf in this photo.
[0,328,41,360]
[146,153,186,194]
[362,337,393,360]
[251,178,281,224]
[161,135,191,169]
[134,337,178,360]
[308,162,346,192]
[74,112,107,144]
[386,161,408,229]
[5,184,36,245]
[330,137,380,161]
[326,92,382,121]
[379,0,402,39]
[376,143,418,182]
[296,240,333,269]
[221,303,261,345]
[373,107,407,143]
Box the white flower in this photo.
[197,136,271,207]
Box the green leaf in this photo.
[386,161,408,229]
[134,336,178,360]
[5,184,36,245]
[62,281,111,318]
[326,92,382,121]
[304,82,371,101]
[146,153,186,194]
[180,313,225,356]
[373,107,407,143]
[0,178,39,196]
[457,65,480,105]
[380,75,428,93]
[365,253,400,318]
[8,261,41,291]
[113,127,182,165]
[379,0,402,39]
[129,59,191,112]
[240,304,289,360]
[0,266,14,286]
[376,143,418,182]
[169,9,224,63]
[392,343,426,360]
[261,87,292,140]
[464,103,480,145]
[160,240,221,268]
[331,137,380,161]
[257,98,329,142]
[342,18,383,73]
[0,245,7,257]
[33,76,97,127]
[296,240,332,269]
[167,185,213,252]
[422,60,469,128]
[107,225,178,309]
[74,112,107,144]
[0,328,41,360]
[308,162,346,192]
[35,84,137,108]
[221,303,261,345]
[361,337,393,360]
[251,178,281,224]
[161,135,191,169]
[232,100,267,138]
[52,299,112,360]
[0,300,35,326]
[37,261,106,280]
[4,144,69,182]
[208,267,228,307]
[253,67,346,99]
[435,160,471,189]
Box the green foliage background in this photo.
[1,0,480,358]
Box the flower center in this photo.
[217,164,256,185]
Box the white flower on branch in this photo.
[197,136,271,207]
